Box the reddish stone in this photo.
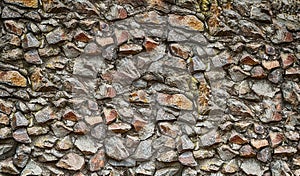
[115,30,129,45]
[132,117,147,132]
[63,110,80,122]
[240,54,260,66]
[96,37,114,47]
[103,108,118,125]
[119,43,143,55]
[251,66,267,78]
[229,133,248,145]
[169,14,204,31]
[0,70,27,87]
[129,90,149,104]
[143,37,159,51]
[269,132,284,148]
[74,31,92,43]
[0,100,13,115]
[286,67,300,75]
[157,93,193,110]
[281,53,296,69]
[4,20,24,36]
[108,122,131,133]
[89,149,105,171]
[169,43,190,60]
[274,146,297,155]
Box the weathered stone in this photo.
[268,69,283,84]
[178,152,197,166]
[22,33,40,49]
[34,135,57,148]
[211,51,234,67]
[91,124,106,139]
[262,60,280,70]
[96,36,114,47]
[250,6,271,22]
[257,148,272,163]
[24,49,42,64]
[11,111,28,129]
[240,144,256,157]
[229,132,248,144]
[157,93,193,110]
[0,70,27,87]
[4,20,24,36]
[198,158,223,172]
[285,131,300,141]
[251,139,269,149]
[84,42,101,55]
[176,135,194,153]
[169,43,191,60]
[21,160,42,176]
[0,158,20,175]
[157,150,178,162]
[227,99,253,117]
[251,66,267,78]
[274,146,297,155]
[27,126,49,135]
[30,68,57,91]
[56,136,73,151]
[46,28,68,44]
[271,160,293,176]
[251,80,279,98]
[13,128,31,143]
[286,67,300,75]
[115,30,129,45]
[106,4,127,20]
[222,159,239,174]
[56,153,85,171]
[241,159,266,176]
[158,122,180,138]
[182,167,197,176]
[281,53,296,69]
[73,121,89,134]
[63,110,80,122]
[74,30,92,43]
[35,106,57,123]
[104,136,129,160]
[89,149,105,171]
[4,0,38,8]
[169,14,204,31]
[75,136,98,154]
[199,130,222,147]
[119,43,143,55]
[38,46,61,57]
[132,140,153,161]
[143,37,159,51]
[108,122,131,133]
[154,167,179,176]
[193,149,215,159]
[1,6,21,19]
[13,144,31,168]
[136,161,156,176]
[103,108,118,124]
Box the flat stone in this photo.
[73,121,89,135]
[198,158,223,172]
[227,98,254,117]
[105,4,127,20]
[0,70,27,87]
[4,20,24,36]
[33,135,57,148]
[56,153,85,171]
[22,33,40,49]
[11,111,28,129]
[136,161,156,175]
[129,90,150,104]
[89,149,105,171]
[143,37,159,51]
[96,37,114,47]
[63,110,80,122]
[104,136,129,160]
[135,11,166,25]
[35,106,57,123]
[108,122,131,133]
[56,136,73,151]
[119,43,143,55]
[75,135,98,154]
[250,139,269,149]
[262,60,280,70]
[30,68,57,91]
[251,80,279,98]
[85,115,102,126]
[46,28,68,44]
[285,131,300,141]
[38,46,61,57]
[158,122,180,138]
[193,149,215,159]
[13,144,31,168]
[257,148,272,163]
[176,135,194,153]
[115,30,129,45]
[241,159,266,176]
[222,159,239,174]
[274,146,297,155]
[154,168,179,176]
[4,0,38,8]
[90,124,106,139]
[157,93,193,110]
[157,150,178,162]
[229,132,248,144]
[178,152,197,166]
[74,30,92,43]
[268,69,283,84]
[286,67,300,75]
[24,49,42,64]
[1,6,21,19]
[27,126,49,136]
[103,108,118,125]
[132,140,153,161]
[169,14,204,31]
[251,66,267,78]
[13,128,31,143]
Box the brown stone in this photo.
[240,54,260,66]
[74,30,92,43]
[4,20,24,36]
[262,60,280,70]
[89,149,105,171]
[250,139,269,149]
[143,37,159,51]
[0,113,9,125]
[63,110,80,121]
[129,90,150,104]
[281,53,296,69]
[84,115,102,126]
[169,14,204,31]
[229,133,248,145]
[158,122,180,138]
[4,0,38,8]
[96,37,114,47]
[0,70,27,87]
[103,108,118,125]
[269,132,284,148]
[286,67,300,75]
[0,100,13,115]
[239,145,256,157]
[115,30,129,45]
[119,43,143,55]
[169,43,191,60]
[132,117,147,132]
[157,93,193,110]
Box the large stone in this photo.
[178,152,197,166]
[4,20,24,36]
[13,128,31,143]
[104,136,129,160]
[0,70,27,87]
[241,159,267,176]
[0,158,20,175]
[199,130,222,147]
[46,28,68,44]
[22,33,40,49]
[169,14,204,31]
[89,149,105,171]
[11,111,29,129]
[56,153,85,171]
[74,136,98,154]
[21,160,42,176]
[35,106,57,123]
[4,0,38,8]
[24,50,42,65]
[157,93,193,110]
[132,140,153,161]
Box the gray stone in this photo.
[13,128,31,143]
[241,159,267,176]
[132,140,153,161]
[0,158,19,175]
[11,111,29,129]
[104,136,129,160]
[74,136,98,154]
[56,153,85,171]
[22,33,40,49]
[21,160,42,176]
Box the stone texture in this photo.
[4,0,38,8]
[0,70,27,87]
[104,136,129,160]
[56,153,85,171]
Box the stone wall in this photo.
[0,0,299,175]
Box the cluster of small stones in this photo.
[0,0,299,175]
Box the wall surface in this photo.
[0,0,299,175]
